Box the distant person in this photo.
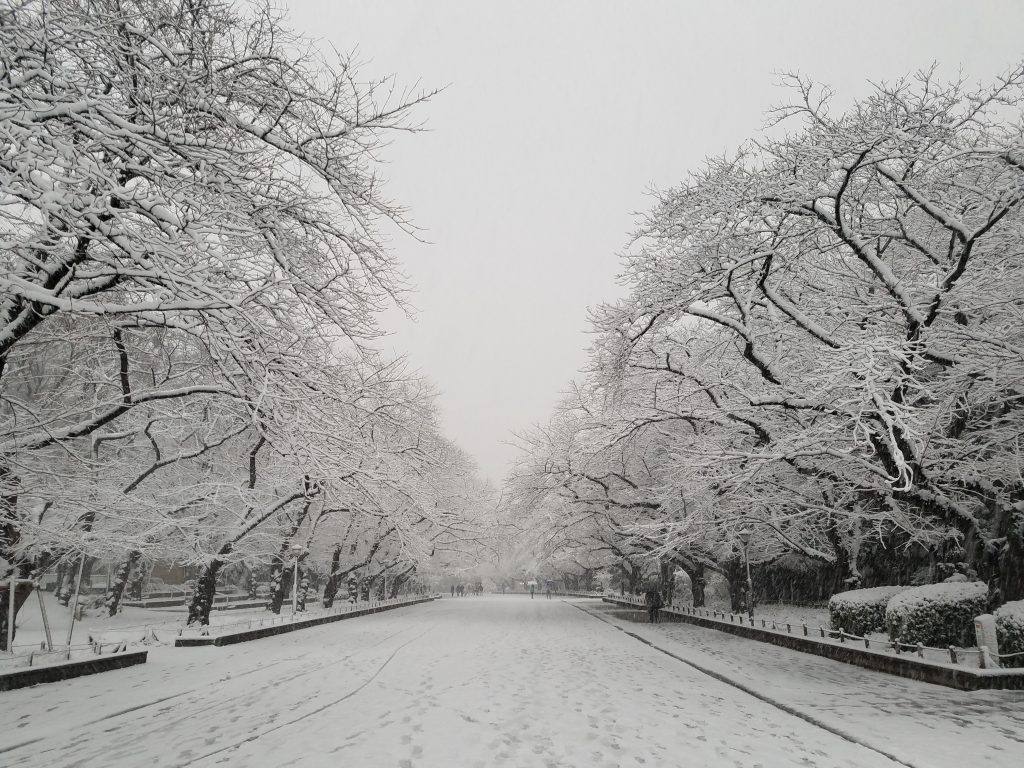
[456,584,464,597]
[545,584,552,599]
[644,584,663,623]
[450,585,455,598]
[529,582,535,599]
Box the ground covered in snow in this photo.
[1,596,1020,767]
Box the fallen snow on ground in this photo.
[588,601,1024,768]
[1,596,1018,767]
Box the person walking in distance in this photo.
[450,585,455,598]
[529,582,535,599]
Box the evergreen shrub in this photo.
[828,585,906,636]
[885,581,988,647]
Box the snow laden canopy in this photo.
[506,65,1024,609]
[0,0,481,637]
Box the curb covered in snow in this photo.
[174,596,439,647]
[602,596,1024,691]
[0,650,148,692]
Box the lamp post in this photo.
[738,528,754,620]
[289,545,305,616]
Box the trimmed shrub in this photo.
[995,600,1024,669]
[829,586,907,636]
[885,581,988,647]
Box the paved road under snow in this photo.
[0,596,1016,767]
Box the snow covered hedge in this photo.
[995,600,1024,668]
[828,586,907,636]
[885,581,988,647]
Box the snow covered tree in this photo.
[0,0,435,644]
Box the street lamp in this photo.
[288,545,306,616]
[737,528,754,621]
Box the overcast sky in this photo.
[285,0,1024,484]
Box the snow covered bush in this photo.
[885,582,989,647]
[829,586,907,636]
[994,600,1024,669]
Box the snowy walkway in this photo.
[0,596,1017,767]
[584,601,1023,768]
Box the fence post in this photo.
[916,643,924,659]
[839,628,845,643]
[802,623,807,636]
[864,637,870,649]
[819,626,825,638]
[948,646,957,664]
[786,623,791,634]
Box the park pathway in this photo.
[0,596,1015,767]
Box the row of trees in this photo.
[506,65,1024,611]
[0,0,484,647]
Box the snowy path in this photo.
[583,601,1024,768]
[0,596,1006,767]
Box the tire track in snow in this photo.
[569,601,920,768]
[182,624,436,766]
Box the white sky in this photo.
[285,0,1024,483]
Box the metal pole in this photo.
[291,556,298,615]
[6,573,16,654]
[36,584,53,651]
[743,543,754,620]
[65,557,86,657]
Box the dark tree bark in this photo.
[187,558,224,626]
[724,556,746,614]
[322,545,343,608]
[246,567,258,600]
[265,554,288,614]
[104,550,141,616]
[689,563,707,607]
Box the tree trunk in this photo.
[0,568,33,651]
[296,569,309,611]
[104,551,141,616]
[246,568,258,600]
[724,556,746,613]
[187,559,224,626]
[323,545,342,608]
[57,555,96,606]
[659,560,675,605]
[686,562,707,607]
[266,554,288,614]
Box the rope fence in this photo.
[1,639,133,670]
